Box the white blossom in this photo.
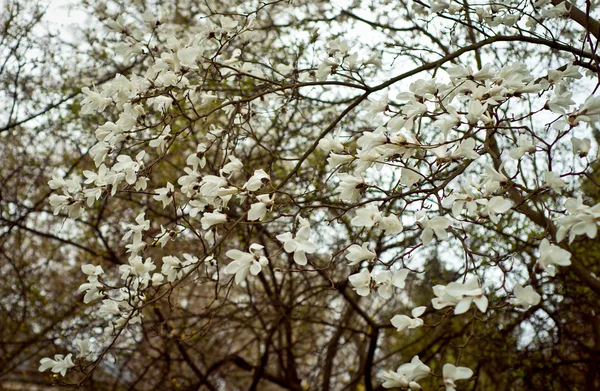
[537,239,571,276]
[276,217,317,265]
[391,306,426,332]
[345,243,376,266]
[348,268,371,296]
[443,364,473,391]
[225,244,268,284]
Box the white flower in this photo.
[543,171,566,193]
[401,165,422,188]
[390,306,426,332]
[345,243,376,266]
[381,355,431,390]
[509,135,536,159]
[451,138,479,160]
[123,212,150,245]
[82,264,104,276]
[225,243,268,284]
[479,196,512,223]
[348,269,371,296]
[39,354,75,376]
[373,269,409,299]
[248,194,274,221]
[351,204,382,228]
[380,214,404,235]
[201,211,228,230]
[318,136,344,152]
[75,338,92,359]
[336,174,366,202]
[221,155,243,176]
[444,277,488,314]
[149,125,172,153]
[276,217,317,265]
[431,285,461,310]
[443,364,473,391]
[509,284,541,307]
[153,182,175,208]
[244,169,270,192]
[537,239,571,276]
[572,137,591,157]
[417,215,452,245]
[81,86,111,114]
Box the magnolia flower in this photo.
[479,196,512,223]
[391,306,426,332]
[39,354,75,376]
[122,212,150,245]
[443,364,473,391]
[451,138,480,160]
[336,174,366,202]
[509,135,536,160]
[444,277,488,314]
[348,269,371,296]
[432,284,461,310]
[225,244,268,284]
[276,217,317,265]
[401,165,422,188]
[351,204,382,228]
[244,169,270,192]
[509,284,541,307]
[572,137,591,157]
[345,243,377,265]
[537,239,571,276]
[221,155,244,176]
[318,136,344,152]
[201,211,228,230]
[75,338,92,359]
[417,215,452,245]
[248,194,274,221]
[381,355,431,390]
[380,214,403,235]
[153,182,174,208]
[374,269,409,299]
[543,171,566,193]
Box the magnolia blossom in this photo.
[572,137,591,157]
[336,174,366,202]
[345,243,376,265]
[509,284,541,307]
[479,196,512,223]
[509,135,536,159]
[543,171,566,193]
[75,338,92,359]
[556,196,600,243]
[244,169,270,191]
[380,214,403,235]
[373,269,409,299]
[348,269,371,296]
[247,194,274,221]
[537,239,571,276]
[417,215,452,245]
[443,364,473,391]
[391,306,426,332]
[225,244,268,284]
[381,355,431,390]
[201,211,228,230]
[39,354,75,377]
[351,204,382,228]
[276,217,317,265]
[153,182,174,208]
[432,277,488,315]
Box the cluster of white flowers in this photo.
[39,1,600,383]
